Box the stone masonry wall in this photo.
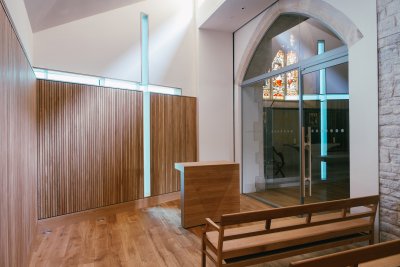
[377,0,400,241]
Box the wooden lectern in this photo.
[174,161,240,228]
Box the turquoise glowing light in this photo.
[318,40,327,181]
[142,13,151,197]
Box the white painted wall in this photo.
[234,0,379,198]
[3,0,33,62]
[33,0,197,96]
[198,29,233,161]
[323,0,379,198]
[196,0,225,28]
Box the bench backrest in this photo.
[219,195,378,240]
[221,195,378,226]
[289,239,400,267]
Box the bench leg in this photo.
[202,234,206,267]
[369,230,375,245]
[217,251,223,267]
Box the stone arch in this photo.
[236,0,363,85]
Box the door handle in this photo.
[301,127,312,197]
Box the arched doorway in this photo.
[241,14,350,206]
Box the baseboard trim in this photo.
[37,191,180,233]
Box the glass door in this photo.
[262,97,301,207]
[300,62,350,204]
[240,14,350,207]
[242,77,301,207]
[242,61,350,207]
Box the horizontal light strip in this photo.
[326,94,349,100]
[103,78,140,90]
[276,94,349,101]
[147,84,182,95]
[33,68,182,96]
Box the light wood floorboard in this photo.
[30,195,363,267]
[249,180,350,207]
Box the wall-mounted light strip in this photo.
[318,40,327,181]
[32,68,182,96]
[141,13,151,198]
[286,94,349,101]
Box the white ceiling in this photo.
[199,0,278,32]
[24,0,146,32]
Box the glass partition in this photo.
[302,63,349,204]
[241,14,349,207]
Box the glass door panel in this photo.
[242,79,301,207]
[301,63,350,204]
[263,100,300,206]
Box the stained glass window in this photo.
[263,42,300,101]
[287,50,297,65]
[271,50,286,100]
[272,74,285,100]
[272,50,285,70]
[286,70,298,97]
[263,47,299,100]
[263,79,271,100]
[286,48,299,97]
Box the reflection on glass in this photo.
[303,63,349,95]
[302,63,349,204]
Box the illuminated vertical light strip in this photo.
[318,40,327,181]
[141,13,151,197]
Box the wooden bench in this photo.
[289,239,400,267]
[201,195,379,267]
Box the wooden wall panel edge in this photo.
[0,1,38,266]
[0,0,34,68]
[150,93,198,196]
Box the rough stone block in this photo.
[385,0,400,16]
[380,163,392,172]
[380,172,398,180]
[380,125,400,137]
[381,231,399,241]
[381,195,400,211]
[380,149,391,163]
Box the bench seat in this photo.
[289,239,400,267]
[206,219,370,259]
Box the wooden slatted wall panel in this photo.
[0,1,38,266]
[38,80,143,219]
[151,94,197,196]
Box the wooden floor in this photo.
[249,180,350,207]
[30,194,362,267]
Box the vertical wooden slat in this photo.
[150,93,198,196]
[37,82,196,218]
[37,81,144,219]
[0,6,10,266]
